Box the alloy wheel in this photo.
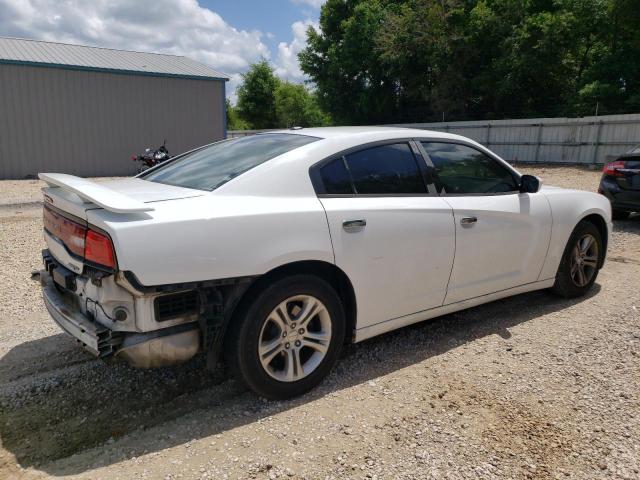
[258,295,332,382]
[569,233,599,287]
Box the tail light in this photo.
[44,205,116,270]
[131,155,137,161]
[603,160,625,177]
[85,229,116,269]
[43,206,86,257]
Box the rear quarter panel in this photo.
[538,187,612,280]
[87,194,334,286]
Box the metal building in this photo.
[0,37,229,179]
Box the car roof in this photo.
[268,126,468,142]
[213,126,508,197]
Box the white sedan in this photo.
[39,127,611,399]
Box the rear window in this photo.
[141,133,319,191]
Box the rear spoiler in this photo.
[39,173,154,213]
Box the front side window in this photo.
[142,133,318,191]
[421,142,518,194]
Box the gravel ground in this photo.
[0,166,638,480]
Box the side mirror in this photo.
[520,174,541,193]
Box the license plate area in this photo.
[44,250,78,291]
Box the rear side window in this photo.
[318,143,426,195]
[346,143,426,194]
[142,133,318,191]
[421,142,518,194]
[319,158,353,194]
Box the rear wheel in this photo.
[612,209,630,221]
[551,220,603,298]
[227,275,345,399]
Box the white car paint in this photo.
[40,173,155,213]
[320,196,455,328]
[537,185,612,280]
[86,195,334,285]
[441,192,552,304]
[40,126,611,346]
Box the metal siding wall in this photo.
[393,114,640,164]
[0,64,224,178]
[230,115,640,165]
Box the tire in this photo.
[551,220,603,298]
[226,274,345,399]
[612,209,630,221]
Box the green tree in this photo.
[573,0,640,115]
[299,0,397,125]
[299,0,640,123]
[275,82,331,127]
[236,59,281,129]
[226,99,250,130]
[375,0,466,120]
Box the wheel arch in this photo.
[225,260,357,347]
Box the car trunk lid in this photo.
[39,174,206,273]
[39,173,205,218]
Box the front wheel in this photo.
[551,220,603,298]
[226,275,345,399]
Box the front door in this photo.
[420,141,552,304]
[314,142,456,328]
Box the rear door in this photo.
[313,141,455,329]
[420,141,552,304]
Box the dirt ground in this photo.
[0,166,638,480]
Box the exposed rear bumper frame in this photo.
[41,271,123,357]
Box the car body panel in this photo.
[40,173,155,213]
[87,194,334,286]
[320,196,455,328]
[538,186,612,280]
[600,181,640,211]
[355,277,556,342]
[40,176,205,216]
[442,191,552,304]
[599,152,640,213]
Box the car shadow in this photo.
[0,284,601,475]
[612,212,640,234]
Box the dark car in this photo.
[598,145,640,220]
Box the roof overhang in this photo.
[0,58,229,82]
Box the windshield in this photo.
[141,133,319,191]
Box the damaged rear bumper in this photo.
[42,271,121,356]
[41,270,200,367]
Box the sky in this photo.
[0,0,325,101]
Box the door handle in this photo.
[343,219,366,231]
[460,216,477,226]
